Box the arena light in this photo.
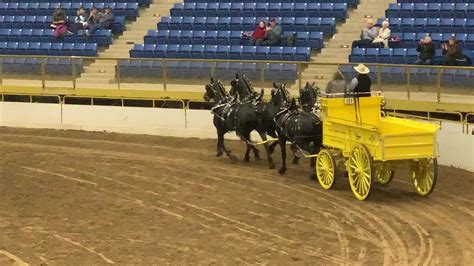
[364,15,373,18]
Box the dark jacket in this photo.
[443,42,464,60]
[266,25,282,42]
[417,42,435,61]
[99,12,114,29]
[354,74,371,97]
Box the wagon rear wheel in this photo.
[374,162,395,185]
[411,158,438,196]
[348,144,373,201]
[316,149,336,190]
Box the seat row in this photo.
[0,2,139,18]
[117,60,297,81]
[393,32,474,49]
[158,17,336,36]
[349,48,474,65]
[0,28,112,45]
[183,0,359,6]
[376,18,474,33]
[339,64,473,87]
[0,15,125,33]
[144,30,323,49]
[397,0,474,3]
[130,44,311,61]
[386,3,474,18]
[170,3,347,20]
[1,0,151,6]
[1,57,83,75]
[0,42,97,56]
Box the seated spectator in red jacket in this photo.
[248,21,266,46]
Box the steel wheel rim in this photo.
[412,158,436,196]
[348,145,372,201]
[375,163,394,185]
[316,150,335,190]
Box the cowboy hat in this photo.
[354,64,370,74]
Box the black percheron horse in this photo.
[229,75,300,164]
[203,78,275,169]
[274,82,323,176]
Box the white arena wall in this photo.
[1,101,473,172]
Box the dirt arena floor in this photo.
[0,127,472,265]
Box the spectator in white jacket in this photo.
[372,20,391,48]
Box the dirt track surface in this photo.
[0,127,472,265]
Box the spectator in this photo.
[98,6,114,30]
[347,64,371,98]
[260,18,282,46]
[442,36,469,66]
[248,21,266,46]
[352,19,379,48]
[325,71,347,97]
[372,20,391,48]
[84,6,100,36]
[415,36,435,65]
[51,5,68,38]
[70,6,87,34]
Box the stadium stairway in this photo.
[296,0,393,90]
[76,0,181,86]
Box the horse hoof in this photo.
[269,164,276,170]
[244,157,250,163]
[278,167,287,174]
[292,158,299,165]
[310,174,317,180]
[216,150,223,157]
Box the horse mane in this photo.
[216,80,229,99]
[241,75,255,95]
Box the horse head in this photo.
[204,78,228,104]
[299,82,320,113]
[230,73,256,101]
[271,82,290,106]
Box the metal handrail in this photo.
[0,54,473,105]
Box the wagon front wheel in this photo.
[348,144,373,201]
[411,158,437,196]
[374,162,395,185]
[316,149,336,190]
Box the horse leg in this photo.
[258,131,275,169]
[216,127,224,157]
[268,141,278,155]
[278,137,287,174]
[290,144,299,165]
[219,129,237,162]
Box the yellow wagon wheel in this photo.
[348,144,373,201]
[411,158,438,196]
[316,149,336,190]
[374,162,395,185]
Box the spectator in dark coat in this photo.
[248,21,266,46]
[415,36,435,65]
[70,6,87,34]
[84,6,99,36]
[442,36,468,66]
[260,18,282,46]
[51,5,68,38]
[86,6,114,36]
[347,64,372,98]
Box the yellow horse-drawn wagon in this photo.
[315,95,440,200]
